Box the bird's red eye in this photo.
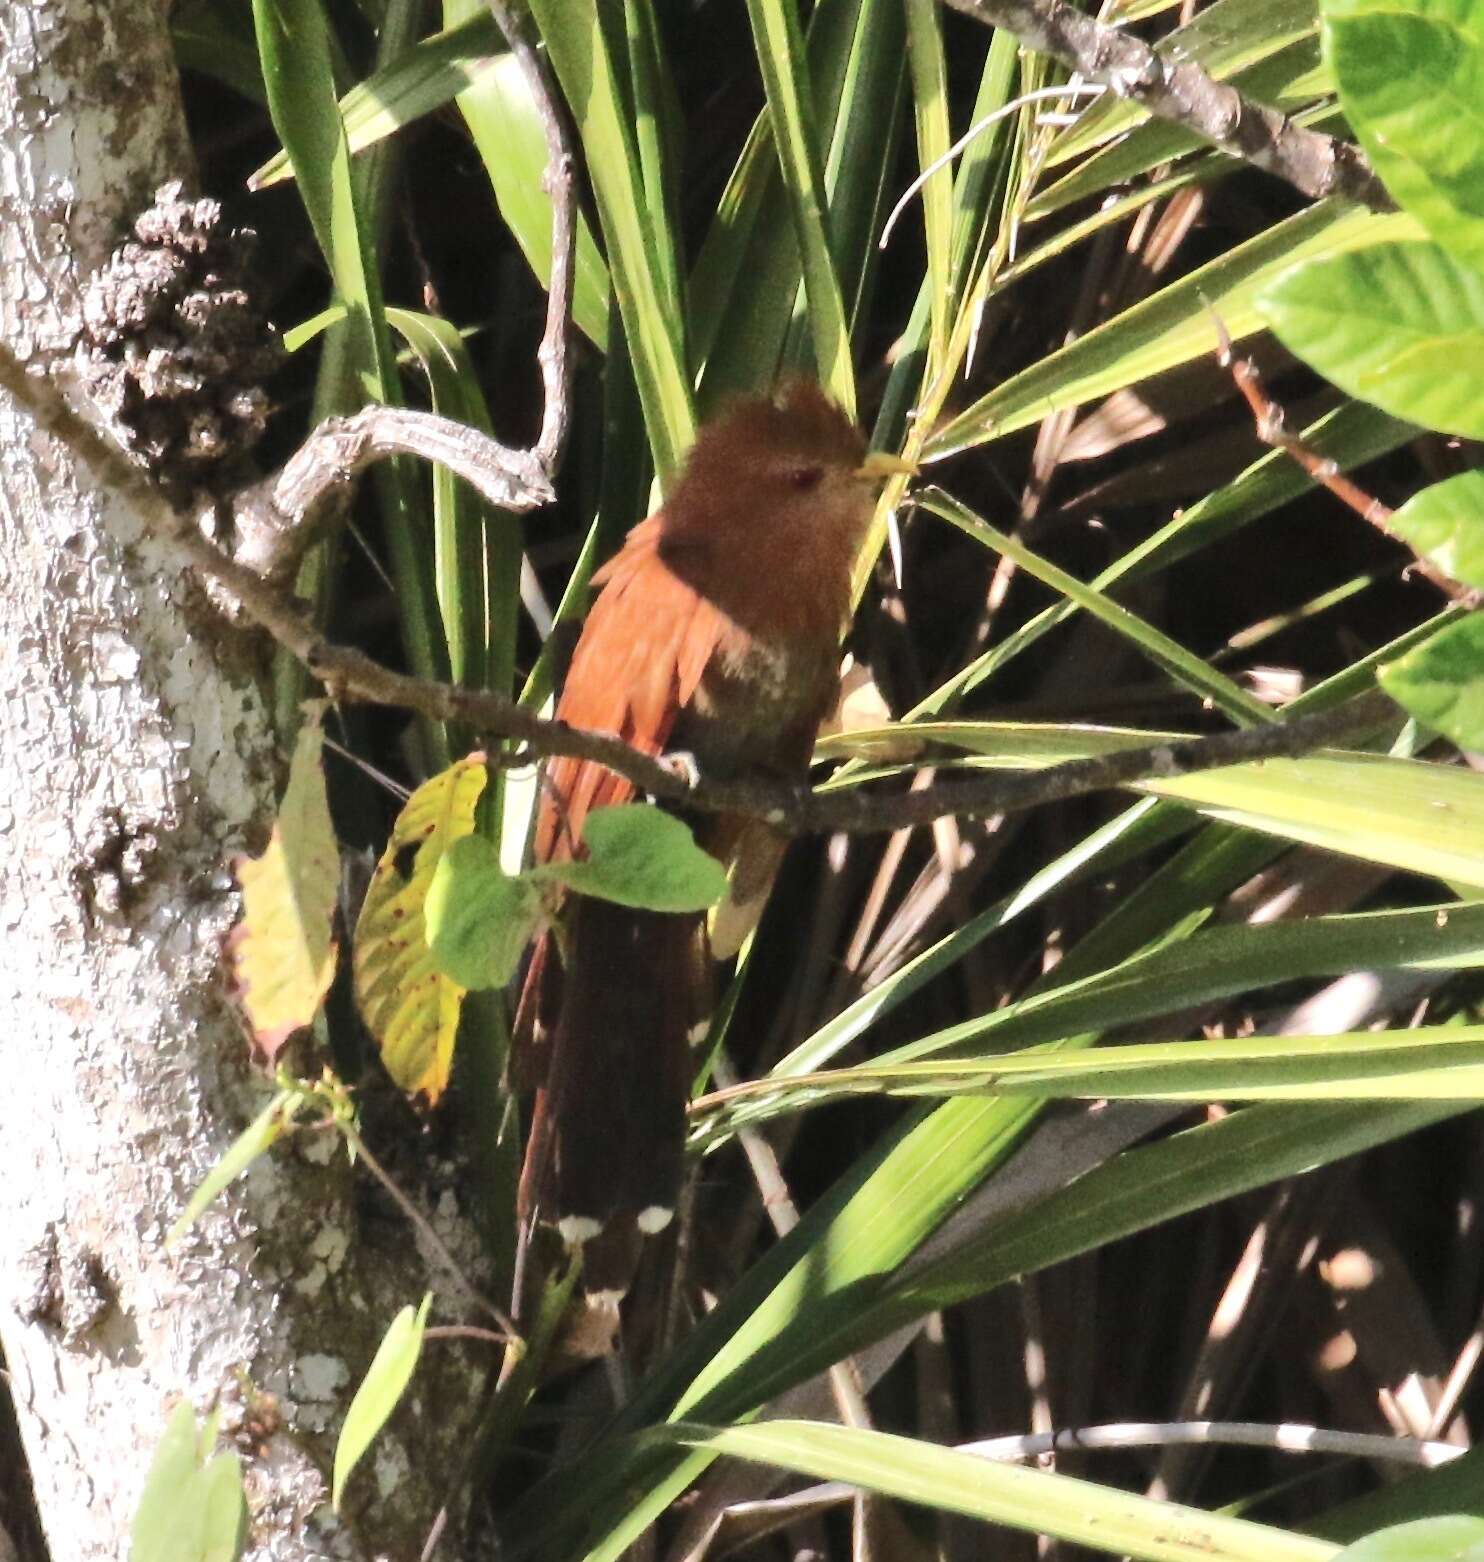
[789,465,824,492]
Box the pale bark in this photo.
[0,3,486,1558]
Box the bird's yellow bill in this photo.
[857,450,918,482]
[855,451,915,588]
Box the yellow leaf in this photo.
[352,754,487,1102]
[230,713,339,1060]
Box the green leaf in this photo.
[1325,0,1484,270]
[168,1091,292,1246]
[440,0,610,347]
[743,0,856,415]
[1336,1517,1484,1560]
[1258,240,1484,438]
[832,713,1484,894]
[702,1029,1484,1135]
[1380,617,1484,748]
[918,489,1276,725]
[1387,469,1484,588]
[353,754,488,1103]
[426,835,542,990]
[250,12,500,188]
[130,1403,247,1562]
[528,0,696,486]
[251,0,450,764]
[535,805,728,912]
[668,1421,1336,1562]
[333,1292,433,1512]
[1320,1451,1484,1541]
[926,202,1423,455]
[172,0,266,103]
[903,0,953,369]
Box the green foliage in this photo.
[1258,242,1484,439]
[130,1404,245,1562]
[1324,0,1484,269]
[1336,1517,1484,1560]
[1379,617,1484,748]
[425,806,726,990]
[333,1293,434,1512]
[535,805,730,912]
[427,834,542,990]
[1258,0,1484,747]
[177,0,1484,1552]
[1388,471,1484,589]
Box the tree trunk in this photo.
[0,3,486,1556]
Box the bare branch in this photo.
[484,0,578,474]
[941,0,1391,210]
[229,1,579,583]
[232,406,556,578]
[0,342,1397,842]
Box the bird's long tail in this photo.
[514,897,704,1309]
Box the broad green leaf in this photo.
[1320,1452,1484,1541]
[169,1091,292,1245]
[1380,617,1484,749]
[333,1293,433,1512]
[669,1421,1337,1562]
[535,805,728,912]
[132,1403,207,1562]
[1326,0,1484,270]
[228,714,339,1060]
[1387,469,1484,588]
[353,755,487,1101]
[1336,1517,1484,1560]
[1259,241,1484,438]
[426,835,542,990]
[131,1403,247,1562]
[927,202,1423,455]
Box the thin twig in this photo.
[941,0,1391,210]
[342,1123,515,1339]
[1215,317,1482,608]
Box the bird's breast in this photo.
[678,624,839,779]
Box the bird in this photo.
[512,378,910,1329]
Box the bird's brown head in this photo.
[662,379,899,553]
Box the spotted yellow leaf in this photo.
[353,754,488,1102]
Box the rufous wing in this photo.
[533,517,726,864]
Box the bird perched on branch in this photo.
[513,379,910,1338]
